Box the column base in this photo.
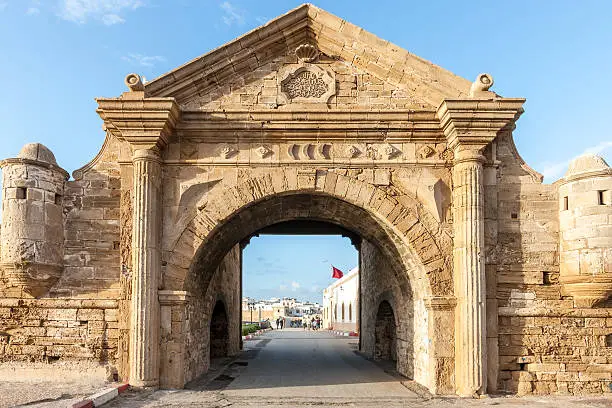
[129,379,159,389]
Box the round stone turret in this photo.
[558,154,612,307]
[0,143,69,297]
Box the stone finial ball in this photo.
[125,73,145,92]
[17,142,58,165]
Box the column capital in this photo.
[436,98,525,153]
[96,76,180,151]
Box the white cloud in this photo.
[122,53,165,68]
[539,141,612,181]
[220,1,245,26]
[26,7,40,15]
[101,13,124,25]
[291,281,300,291]
[279,284,288,291]
[58,0,144,24]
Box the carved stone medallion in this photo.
[277,64,336,104]
[282,71,328,99]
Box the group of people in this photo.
[274,316,322,330]
[303,316,321,330]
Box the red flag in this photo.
[331,266,344,279]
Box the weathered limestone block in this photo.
[0,144,69,298]
[558,154,612,307]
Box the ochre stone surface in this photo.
[0,3,610,396]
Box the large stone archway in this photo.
[1,3,548,398]
[4,4,611,398]
[94,86,523,395]
[161,177,455,392]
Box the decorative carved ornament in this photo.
[418,145,436,159]
[295,43,319,62]
[219,144,237,159]
[282,71,328,99]
[288,144,331,160]
[277,45,335,105]
[256,145,273,158]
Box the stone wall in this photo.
[180,244,241,386]
[360,239,413,378]
[60,136,123,299]
[0,137,124,378]
[492,133,612,395]
[0,298,118,377]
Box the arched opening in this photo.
[349,303,352,322]
[164,188,451,392]
[374,300,397,361]
[210,300,229,358]
[341,302,345,321]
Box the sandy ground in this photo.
[0,361,109,408]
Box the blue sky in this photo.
[243,235,357,303]
[0,1,610,301]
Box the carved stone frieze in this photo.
[256,145,273,158]
[219,144,237,159]
[365,145,381,160]
[288,144,331,160]
[418,145,436,159]
[384,144,401,159]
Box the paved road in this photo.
[222,328,419,400]
[4,329,612,407]
[101,328,611,407]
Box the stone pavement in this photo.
[2,329,610,407]
[100,329,612,408]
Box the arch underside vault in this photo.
[160,173,456,393]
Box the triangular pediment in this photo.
[144,4,471,110]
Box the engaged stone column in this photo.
[130,148,162,387]
[452,149,486,396]
[437,79,525,396]
[97,74,180,387]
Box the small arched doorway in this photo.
[374,300,396,361]
[210,300,229,358]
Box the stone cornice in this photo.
[0,158,69,180]
[158,290,192,306]
[560,168,612,184]
[436,99,525,152]
[177,109,445,141]
[143,4,471,108]
[96,97,180,151]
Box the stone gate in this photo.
[1,4,611,397]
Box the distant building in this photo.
[241,296,321,324]
[322,267,358,332]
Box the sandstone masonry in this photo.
[0,4,610,397]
